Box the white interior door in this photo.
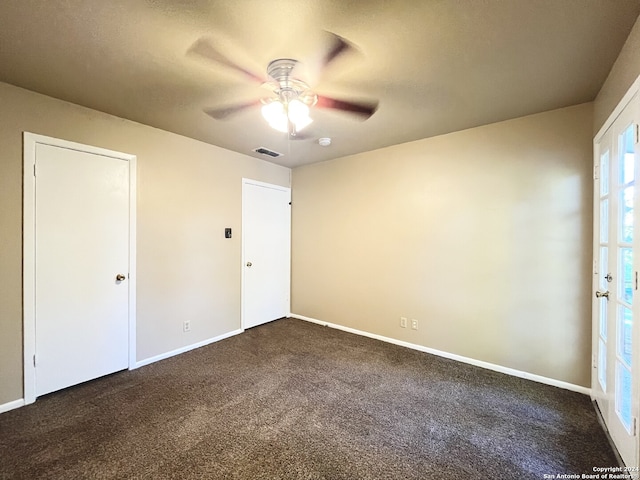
[34,143,130,397]
[242,179,291,329]
[593,92,640,469]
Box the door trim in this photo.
[595,73,640,143]
[240,178,291,330]
[22,132,137,405]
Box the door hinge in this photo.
[635,123,639,145]
[593,163,599,180]
[33,354,36,367]
[633,417,638,436]
[33,164,36,176]
[635,271,638,291]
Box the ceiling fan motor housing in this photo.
[266,58,316,106]
[267,58,298,83]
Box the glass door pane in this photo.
[598,148,611,394]
[615,123,636,434]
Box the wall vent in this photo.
[253,147,283,158]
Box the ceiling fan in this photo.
[188,32,379,137]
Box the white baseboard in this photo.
[290,313,591,396]
[0,398,25,414]
[135,328,244,369]
[2,329,245,415]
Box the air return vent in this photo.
[253,147,283,158]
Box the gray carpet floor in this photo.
[0,318,618,479]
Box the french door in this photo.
[593,92,640,469]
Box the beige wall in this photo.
[594,15,640,133]
[292,103,594,387]
[0,82,290,405]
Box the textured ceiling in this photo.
[0,1,639,167]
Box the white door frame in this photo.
[593,74,640,466]
[241,178,291,330]
[22,132,137,405]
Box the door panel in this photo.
[593,93,639,469]
[242,180,291,329]
[35,144,130,396]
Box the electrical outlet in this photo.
[183,320,191,333]
[411,319,418,330]
[400,317,407,328]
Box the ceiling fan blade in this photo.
[188,37,266,84]
[320,31,356,71]
[293,31,358,84]
[204,100,261,120]
[315,95,378,119]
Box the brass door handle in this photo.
[595,290,609,299]
[116,274,126,281]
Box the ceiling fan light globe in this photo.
[287,99,310,122]
[294,116,313,131]
[261,98,313,133]
[262,101,289,132]
[261,101,284,123]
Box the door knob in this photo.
[595,290,609,299]
[246,262,252,267]
[116,274,126,281]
